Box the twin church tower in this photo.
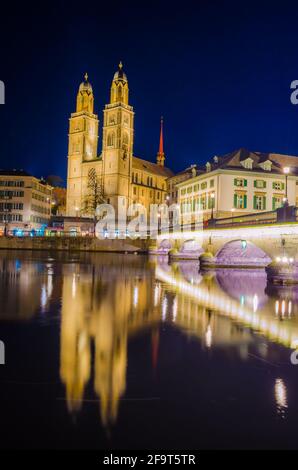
[66,63,173,216]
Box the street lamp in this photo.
[210,192,215,220]
[283,167,290,206]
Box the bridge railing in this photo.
[161,206,298,235]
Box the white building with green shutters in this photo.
[176,148,298,221]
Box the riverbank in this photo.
[0,236,150,253]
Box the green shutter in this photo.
[234,193,237,208]
[253,196,257,209]
[244,194,247,209]
[234,178,237,186]
[281,182,285,190]
[263,181,266,188]
[244,179,247,187]
[254,180,256,187]
[263,197,266,210]
[272,197,275,210]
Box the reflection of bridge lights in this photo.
[275,378,288,418]
[275,300,292,319]
[47,274,53,298]
[72,273,76,299]
[205,325,212,348]
[282,300,286,317]
[133,286,139,307]
[172,296,178,322]
[162,297,168,321]
[253,294,258,313]
[41,285,47,309]
[155,266,298,349]
[154,284,161,307]
[275,300,279,316]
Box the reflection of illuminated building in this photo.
[60,254,159,427]
[0,255,59,319]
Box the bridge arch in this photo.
[157,238,173,254]
[171,239,204,259]
[215,239,271,267]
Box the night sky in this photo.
[1,1,298,183]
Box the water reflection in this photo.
[60,256,158,427]
[1,252,298,433]
[275,378,288,419]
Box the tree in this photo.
[82,168,105,232]
[52,187,66,215]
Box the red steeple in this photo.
[157,116,165,166]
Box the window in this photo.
[133,187,137,195]
[272,196,283,210]
[262,161,272,171]
[200,194,207,210]
[233,193,247,209]
[254,180,266,189]
[201,182,207,190]
[193,184,199,192]
[210,179,214,188]
[254,195,266,210]
[234,178,247,187]
[107,132,115,147]
[187,186,192,194]
[241,158,253,169]
[273,181,285,191]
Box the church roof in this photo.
[132,156,174,177]
[200,148,298,175]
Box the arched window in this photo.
[107,132,115,147]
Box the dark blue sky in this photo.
[1,0,298,182]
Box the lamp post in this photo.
[210,192,215,220]
[283,167,290,206]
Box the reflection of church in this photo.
[59,255,160,427]
[66,63,173,217]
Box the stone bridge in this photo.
[151,223,298,271]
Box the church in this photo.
[66,63,173,218]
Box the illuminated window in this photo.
[273,181,285,190]
[254,180,266,189]
[272,196,283,210]
[234,178,247,187]
[254,195,266,210]
[234,193,247,209]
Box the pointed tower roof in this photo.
[157,117,165,166]
[79,72,93,94]
[113,61,128,82]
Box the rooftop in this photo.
[132,156,174,177]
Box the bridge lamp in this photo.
[283,167,290,205]
[241,240,247,250]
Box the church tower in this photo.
[66,74,99,216]
[102,62,134,212]
[156,117,165,166]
